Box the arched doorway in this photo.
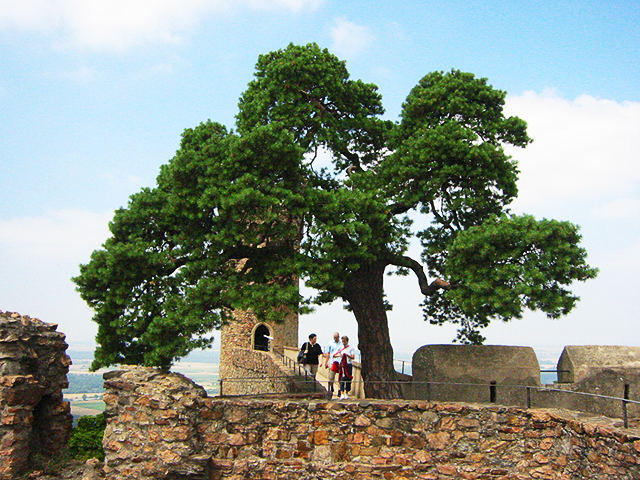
[253,324,271,351]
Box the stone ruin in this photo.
[0,310,72,479]
[411,344,640,419]
[411,344,541,405]
[102,365,640,480]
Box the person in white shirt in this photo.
[335,335,356,400]
[323,332,341,397]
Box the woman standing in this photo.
[334,335,356,399]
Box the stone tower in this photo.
[218,215,301,395]
[219,302,298,395]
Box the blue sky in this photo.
[1,1,639,361]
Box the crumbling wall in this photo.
[102,366,640,480]
[0,310,72,479]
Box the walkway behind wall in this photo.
[281,345,365,399]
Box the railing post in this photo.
[526,386,531,409]
[623,384,630,428]
[219,379,224,397]
[490,381,497,403]
[401,361,405,375]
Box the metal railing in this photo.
[218,375,321,397]
[391,362,569,382]
[216,376,640,428]
[394,359,411,375]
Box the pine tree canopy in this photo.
[74,43,597,374]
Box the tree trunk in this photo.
[344,262,402,399]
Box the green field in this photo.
[75,401,105,411]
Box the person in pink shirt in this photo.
[334,335,356,400]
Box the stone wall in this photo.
[558,345,640,383]
[535,369,640,419]
[411,345,541,406]
[552,346,640,418]
[102,366,640,480]
[410,344,640,420]
[219,347,323,396]
[0,310,72,480]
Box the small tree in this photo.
[74,43,597,398]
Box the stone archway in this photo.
[252,324,271,351]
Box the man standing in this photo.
[300,333,323,377]
[323,332,341,397]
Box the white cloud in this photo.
[0,209,111,261]
[0,0,323,51]
[504,91,640,212]
[593,234,640,271]
[0,209,113,346]
[592,197,640,220]
[245,0,323,11]
[329,17,374,58]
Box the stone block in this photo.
[412,344,540,406]
[557,345,640,383]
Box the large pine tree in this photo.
[74,43,597,398]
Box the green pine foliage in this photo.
[67,414,106,461]
[74,43,597,379]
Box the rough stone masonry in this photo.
[103,366,640,480]
[0,310,73,480]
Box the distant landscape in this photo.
[64,345,561,419]
[65,348,221,419]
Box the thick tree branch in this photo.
[291,86,362,170]
[388,202,413,215]
[439,188,463,230]
[163,255,191,277]
[386,255,451,296]
[429,199,457,233]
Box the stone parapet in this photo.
[412,344,540,406]
[0,310,72,480]
[558,346,640,384]
[103,366,640,480]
